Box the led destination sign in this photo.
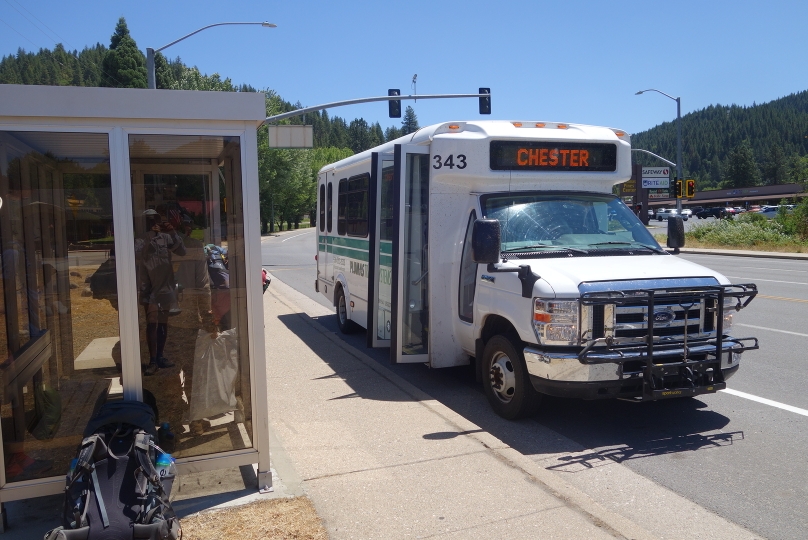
[490,141,617,172]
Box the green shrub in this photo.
[686,218,796,246]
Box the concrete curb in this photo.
[677,247,808,260]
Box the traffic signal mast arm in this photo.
[261,90,491,125]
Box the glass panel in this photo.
[128,134,252,459]
[401,154,429,356]
[0,131,119,483]
[458,211,477,322]
[376,160,394,341]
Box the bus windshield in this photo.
[481,191,663,255]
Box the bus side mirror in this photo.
[667,216,685,253]
[471,219,501,264]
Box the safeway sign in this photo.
[642,167,670,177]
[641,166,670,189]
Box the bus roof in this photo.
[318,120,630,175]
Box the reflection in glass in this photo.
[376,161,394,341]
[128,135,252,459]
[401,154,429,356]
[0,131,119,483]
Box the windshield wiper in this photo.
[587,241,667,254]
[502,244,587,254]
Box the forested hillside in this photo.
[632,92,808,191]
[0,17,418,231]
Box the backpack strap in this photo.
[89,467,110,529]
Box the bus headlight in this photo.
[533,299,579,345]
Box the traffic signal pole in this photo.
[261,90,491,125]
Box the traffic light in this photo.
[479,87,491,114]
[674,179,683,199]
[685,179,696,198]
[388,89,401,118]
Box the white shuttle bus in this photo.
[316,120,758,419]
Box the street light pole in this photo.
[636,89,683,213]
[147,21,276,89]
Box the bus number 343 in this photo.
[433,154,467,170]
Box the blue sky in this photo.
[2,0,807,137]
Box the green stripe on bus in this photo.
[331,246,369,261]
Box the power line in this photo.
[4,0,64,47]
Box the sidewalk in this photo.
[264,277,761,540]
[677,246,808,260]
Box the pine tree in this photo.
[101,18,147,88]
[761,144,787,185]
[401,106,419,135]
[723,140,760,188]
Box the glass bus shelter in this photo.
[0,84,270,504]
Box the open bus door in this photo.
[367,152,394,348]
[390,144,431,364]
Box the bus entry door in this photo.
[391,144,430,364]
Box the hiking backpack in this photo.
[45,400,181,540]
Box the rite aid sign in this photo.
[641,166,670,189]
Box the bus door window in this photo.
[458,211,478,323]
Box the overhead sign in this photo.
[641,167,670,178]
[267,125,314,148]
[642,178,670,189]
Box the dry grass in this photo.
[180,497,327,540]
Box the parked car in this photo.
[655,208,688,221]
[695,207,727,219]
[688,206,705,215]
[680,208,693,218]
[757,205,793,219]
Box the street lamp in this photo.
[147,21,276,89]
[635,88,683,212]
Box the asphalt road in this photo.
[262,229,808,540]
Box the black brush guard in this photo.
[578,284,759,401]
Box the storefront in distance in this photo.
[0,84,269,503]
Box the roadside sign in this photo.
[641,178,670,189]
[641,167,670,178]
[622,179,636,194]
[648,188,670,200]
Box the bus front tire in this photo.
[335,286,359,334]
[482,335,541,420]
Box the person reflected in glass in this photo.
[168,214,216,437]
[136,209,185,376]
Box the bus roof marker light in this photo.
[557,124,568,129]
[535,123,546,128]
[512,122,523,127]
[613,130,626,137]
[448,124,460,130]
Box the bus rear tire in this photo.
[482,335,541,420]
[336,286,359,334]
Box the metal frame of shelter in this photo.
[0,84,270,503]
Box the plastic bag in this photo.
[189,329,238,421]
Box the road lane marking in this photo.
[725,275,807,285]
[720,388,808,417]
[282,230,315,242]
[756,294,808,304]
[736,266,808,274]
[735,323,808,337]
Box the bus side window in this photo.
[338,174,370,237]
[327,182,333,233]
[458,211,478,323]
[319,184,325,232]
[337,178,347,235]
